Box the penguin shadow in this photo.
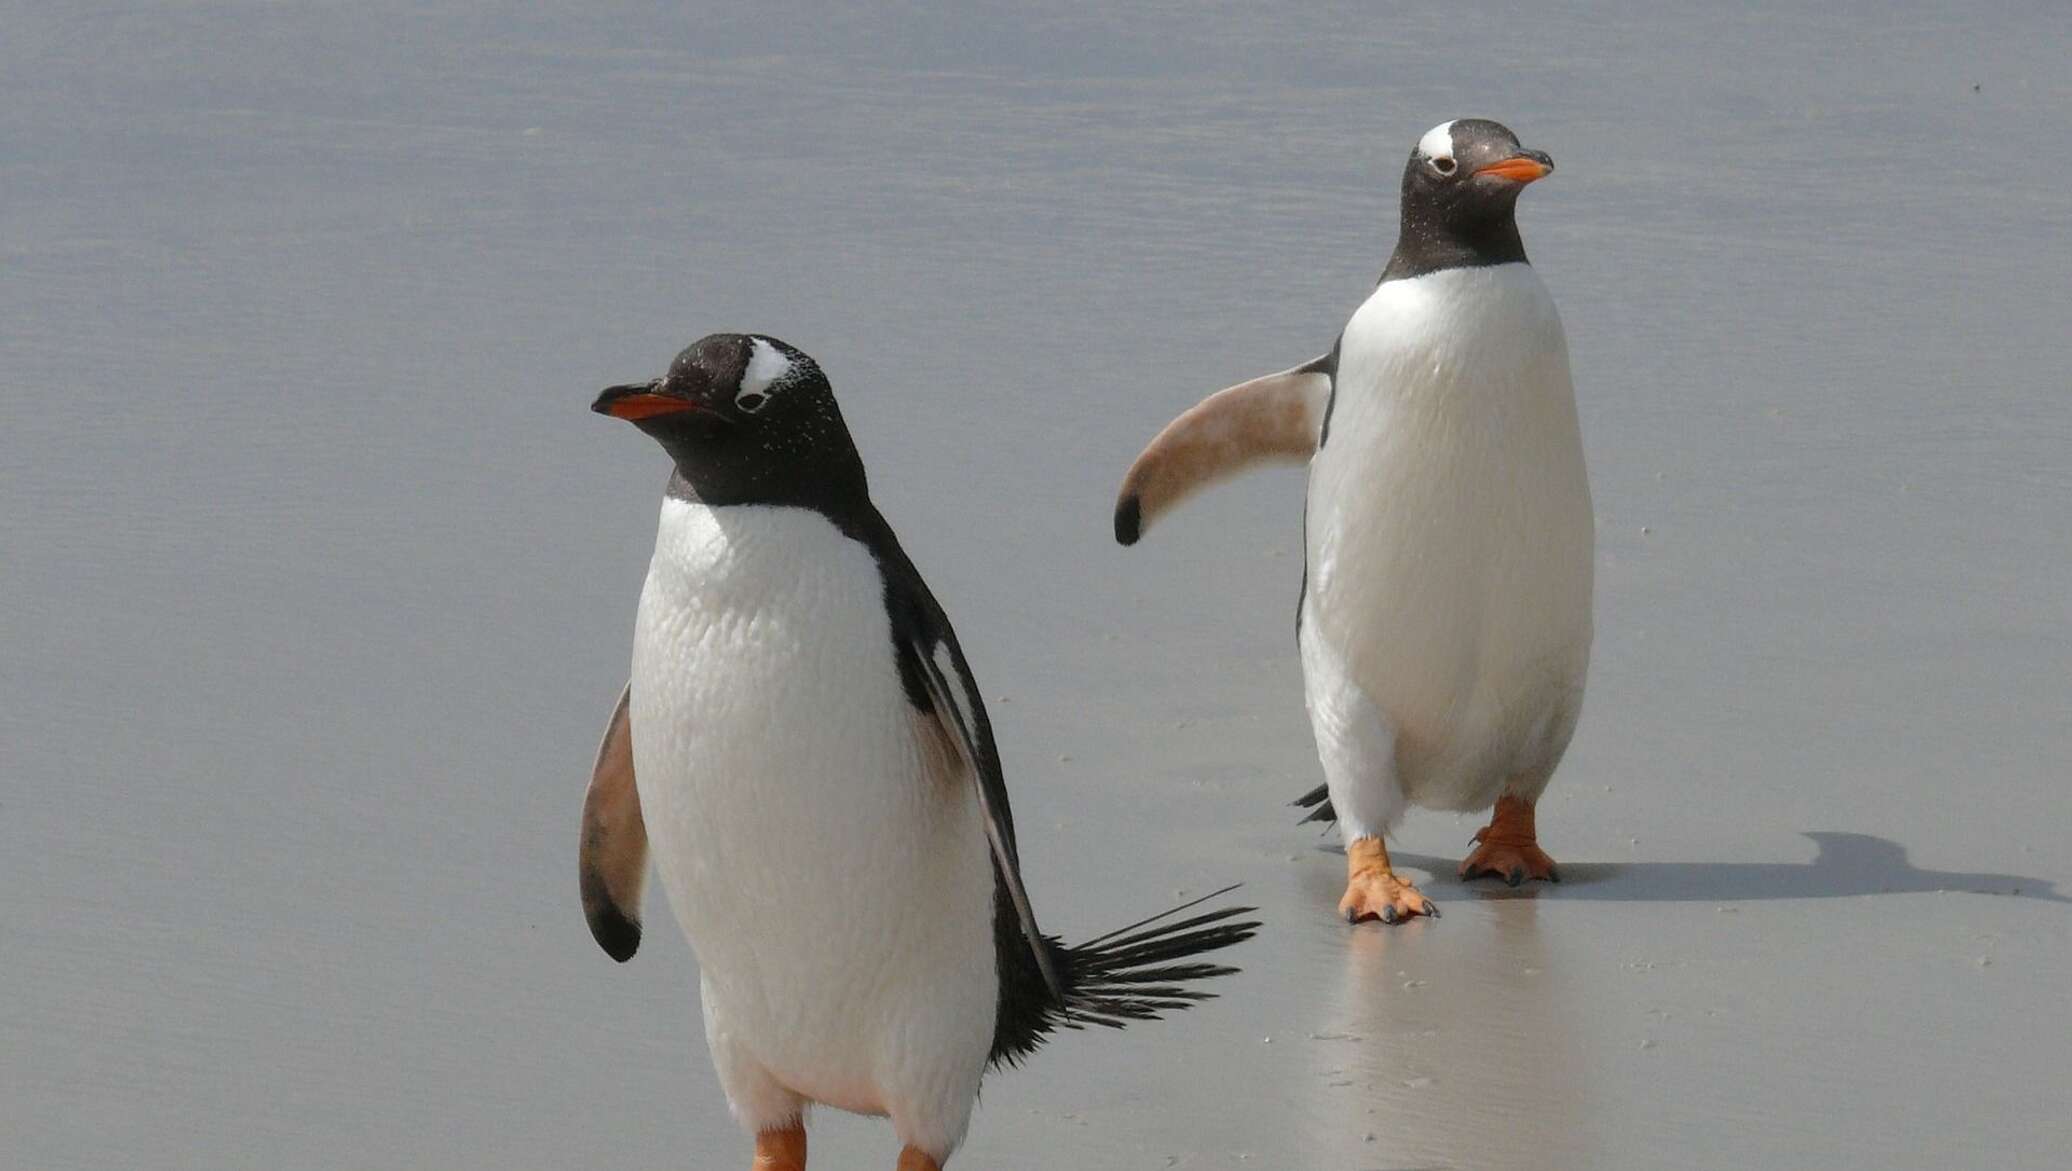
[1367,831,2071,906]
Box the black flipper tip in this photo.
[1114,494,1142,546]
[589,906,642,963]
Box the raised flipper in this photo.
[578,682,647,962]
[1113,353,1334,545]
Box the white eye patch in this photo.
[1418,120,1458,164]
[736,337,793,413]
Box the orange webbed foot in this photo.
[1340,870,1439,924]
[1459,834,1560,886]
[1459,795,1559,886]
[1339,837,1438,924]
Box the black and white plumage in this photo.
[1115,120,1593,920]
[578,334,1256,1165]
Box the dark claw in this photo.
[1547,868,1561,884]
[1380,905,1401,924]
[1505,868,1525,888]
[1345,905,1361,924]
[1422,902,1440,918]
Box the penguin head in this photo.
[1384,119,1553,280]
[1402,118,1553,225]
[594,334,867,508]
[1400,118,1549,221]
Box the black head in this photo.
[1381,118,1555,283]
[593,333,868,511]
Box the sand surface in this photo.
[6,3,2070,1168]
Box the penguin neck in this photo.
[664,452,872,527]
[1380,204,1530,284]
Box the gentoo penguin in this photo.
[1113,119,1593,924]
[579,333,1258,1170]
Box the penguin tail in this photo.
[1291,782,1337,825]
[1056,884,1259,1028]
[988,884,1258,1068]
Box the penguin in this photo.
[1113,119,1593,924]
[579,333,1258,1171]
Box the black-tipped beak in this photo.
[592,381,716,421]
[1476,149,1554,184]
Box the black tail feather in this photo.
[1075,883,1244,949]
[1291,783,1337,825]
[988,883,1259,1068]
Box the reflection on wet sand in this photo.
[1288,864,1596,1171]
[1392,832,2070,905]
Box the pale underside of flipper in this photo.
[579,682,648,962]
[1113,355,1333,545]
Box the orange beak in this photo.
[1476,154,1553,184]
[592,382,720,421]
[599,392,702,421]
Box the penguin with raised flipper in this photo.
[1116,119,1593,924]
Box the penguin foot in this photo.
[895,1146,942,1171]
[1459,795,1558,886]
[1339,837,1438,924]
[753,1123,807,1171]
[1340,871,1439,924]
[1459,838,1559,886]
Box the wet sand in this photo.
[5,3,2070,1168]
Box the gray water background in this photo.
[5,3,2070,1168]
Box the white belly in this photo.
[1306,264,1594,807]
[628,499,996,1115]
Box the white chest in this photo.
[1326,263,1574,459]
[1305,264,1594,782]
[625,498,997,1108]
[628,501,941,914]
[1311,264,1590,582]
[631,500,896,740]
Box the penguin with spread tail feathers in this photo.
[1115,119,1594,924]
[580,333,1257,1170]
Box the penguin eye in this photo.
[735,391,769,414]
[1430,156,1456,176]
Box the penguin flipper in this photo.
[578,682,647,962]
[860,505,1068,1006]
[1114,353,1334,545]
[905,628,1069,1006]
